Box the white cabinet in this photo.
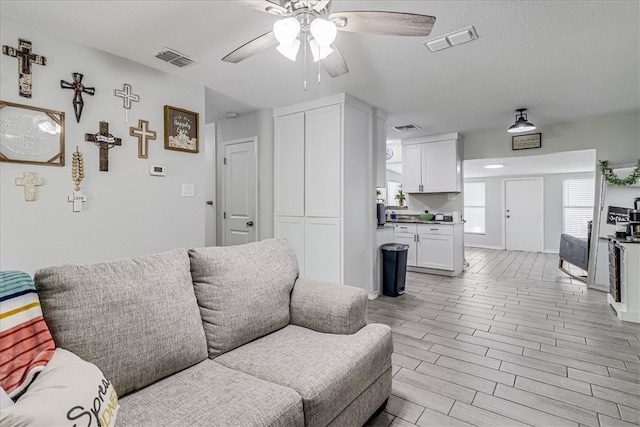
[274,93,373,289]
[373,109,388,189]
[401,133,462,193]
[394,223,464,275]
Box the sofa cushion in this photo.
[0,348,119,427]
[34,249,208,396]
[215,324,393,427]
[117,359,304,427]
[189,239,298,358]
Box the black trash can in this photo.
[381,243,409,297]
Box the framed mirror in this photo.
[0,101,65,166]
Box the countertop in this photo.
[388,220,463,225]
[608,235,640,244]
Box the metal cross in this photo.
[85,121,122,172]
[15,172,43,202]
[130,119,157,159]
[60,73,95,123]
[2,39,47,98]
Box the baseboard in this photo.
[464,244,504,250]
[543,249,560,254]
[368,292,379,300]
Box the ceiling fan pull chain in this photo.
[303,35,308,90]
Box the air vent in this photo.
[393,124,421,132]
[153,48,196,68]
[423,26,478,53]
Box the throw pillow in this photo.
[0,348,119,427]
[0,270,55,398]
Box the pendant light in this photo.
[507,108,536,133]
[273,15,337,63]
[274,17,301,61]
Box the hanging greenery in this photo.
[599,159,640,186]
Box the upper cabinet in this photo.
[401,133,463,193]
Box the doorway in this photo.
[504,178,543,251]
[221,137,257,246]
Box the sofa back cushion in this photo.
[34,249,208,396]
[189,239,298,358]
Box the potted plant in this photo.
[395,189,406,207]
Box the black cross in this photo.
[85,121,122,172]
[61,73,95,123]
[2,39,46,98]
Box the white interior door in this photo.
[505,178,543,251]
[223,138,257,246]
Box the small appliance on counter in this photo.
[628,209,640,242]
[377,203,386,227]
[434,213,444,221]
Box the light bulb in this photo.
[309,38,333,62]
[273,17,301,45]
[310,18,337,47]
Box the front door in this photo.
[223,138,257,246]
[505,178,543,251]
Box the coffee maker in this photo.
[627,198,640,241]
[377,203,386,227]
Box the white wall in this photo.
[465,172,595,252]
[215,109,274,244]
[0,17,207,275]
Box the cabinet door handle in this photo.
[431,228,438,231]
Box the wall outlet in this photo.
[182,184,195,197]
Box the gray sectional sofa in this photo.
[34,238,393,426]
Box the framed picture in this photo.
[0,100,65,166]
[512,133,541,150]
[163,105,199,153]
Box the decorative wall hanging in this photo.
[2,39,47,98]
[0,101,65,167]
[68,147,87,212]
[60,73,95,123]
[599,159,640,186]
[15,172,43,202]
[113,83,139,123]
[85,121,122,172]
[512,133,541,150]
[163,105,199,153]
[129,119,157,159]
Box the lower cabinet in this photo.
[393,223,463,275]
[274,217,305,276]
[394,230,418,267]
[418,234,454,270]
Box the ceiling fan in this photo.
[222,0,436,79]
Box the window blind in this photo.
[464,181,485,234]
[563,178,595,238]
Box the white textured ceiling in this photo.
[1,1,638,138]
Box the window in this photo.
[464,181,485,234]
[387,180,401,205]
[563,178,595,238]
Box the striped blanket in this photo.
[0,271,55,399]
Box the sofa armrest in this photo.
[289,278,368,335]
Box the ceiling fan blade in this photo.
[322,44,349,78]
[329,11,436,37]
[222,31,278,63]
[236,0,288,15]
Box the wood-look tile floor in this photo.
[365,248,640,427]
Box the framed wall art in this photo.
[163,105,199,153]
[512,133,541,151]
[0,100,65,166]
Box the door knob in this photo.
[247,221,254,227]
[506,215,510,218]
[206,200,213,205]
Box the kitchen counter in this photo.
[388,220,463,225]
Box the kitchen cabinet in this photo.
[394,223,464,276]
[401,133,462,193]
[274,93,374,289]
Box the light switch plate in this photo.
[182,184,195,197]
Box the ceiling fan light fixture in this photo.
[310,17,337,47]
[273,17,301,45]
[309,38,333,61]
[276,39,301,61]
[507,108,536,133]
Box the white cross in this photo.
[130,119,157,159]
[68,190,87,212]
[114,83,139,123]
[15,172,43,202]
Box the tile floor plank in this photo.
[472,392,579,427]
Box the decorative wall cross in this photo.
[60,73,95,123]
[114,83,139,123]
[130,119,157,159]
[85,121,122,172]
[2,39,47,98]
[15,172,43,202]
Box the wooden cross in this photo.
[130,119,157,159]
[68,191,87,212]
[61,73,95,123]
[15,172,43,202]
[2,39,46,98]
[85,121,122,172]
[114,83,139,123]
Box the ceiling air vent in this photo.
[393,124,421,132]
[153,48,196,68]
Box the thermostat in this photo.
[149,165,167,176]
